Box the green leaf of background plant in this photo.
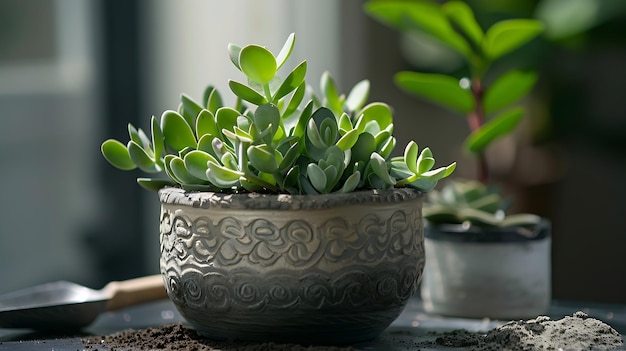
[465,108,524,153]
[442,1,484,46]
[483,19,543,60]
[364,1,471,58]
[395,71,474,113]
[161,110,197,151]
[239,45,277,84]
[275,32,295,70]
[101,139,136,170]
[229,80,268,105]
[483,70,538,115]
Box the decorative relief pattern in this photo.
[159,188,425,332]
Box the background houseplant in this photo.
[100,33,455,343]
[365,0,551,319]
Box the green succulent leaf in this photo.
[161,110,197,151]
[395,71,474,113]
[357,102,393,133]
[442,1,484,47]
[239,45,277,84]
[183,150,217,181]
[228,80,268,106]
[483,70,538,115]
[338,113,353,133]
[404,141,419,174]
[181,93,203,124]
[307,163,327,193]
[228,43,242,70]
[483,19,544,60]
[195,109,218,139]
[465,107,524,153]
[101,139,136,171]
[151,116,164,162]
[351,132,377,164]
[137,178,176,192]
[206,161,243,188]
[283,81,306,119]
[169,156,202,185]
[127,123,150,149]
[273,60,307,103]
[247,144,279,173]
[370,153,396,185]
[344,79,370,113]
[275,32,296,71]
[278,141,301,173]
[206,87,223,114]
[127,141,158,173]
[215,107,241,140]
[320,71,342,114]
[338,171,360,193]
[254,103,281,143]
[417,148,435,174]
[336,128,360,151]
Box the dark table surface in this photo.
[1,297,625,350]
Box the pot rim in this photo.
[425,218,550,243]
[158,186,423,210]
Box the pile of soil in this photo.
[424,311,624,350]
[82,323,357,351]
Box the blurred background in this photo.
[1,0,625,303]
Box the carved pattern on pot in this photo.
[160,209,424,311]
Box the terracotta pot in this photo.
[420,219,551,319]
[158,187,424,344]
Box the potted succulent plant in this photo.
[365,0,550,319]
[100,33,455,344]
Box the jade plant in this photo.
[365,0,543,227]
[101,33,455,195]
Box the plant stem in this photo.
[469,78,489,184]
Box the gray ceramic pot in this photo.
[158,187,424,344]
[421,219,551,320]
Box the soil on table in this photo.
[419,311,624,351]
[82,312,624,351]
[82,323,357,351]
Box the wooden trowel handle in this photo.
[103,274,169,311]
